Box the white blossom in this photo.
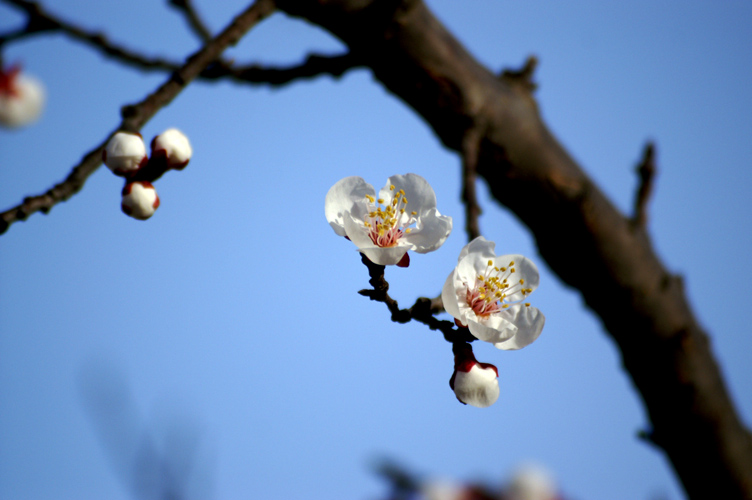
[121,181,160,220]
[0,66,45,128]
[104,132,148,177]
[442,237,544,349]
[151,128,192,170]
[325,174,452,266]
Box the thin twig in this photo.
[0,0,276,235]
[461,126,483,242]
[201,52,363,85]
[499,55,538,93]
[0,0,179,70]
[357,253,474,343]
[631,141,656,228]
[168,0,213,43]
[1,0,362,87]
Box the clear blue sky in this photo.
[1,1,751,499]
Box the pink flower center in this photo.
[464,259,534,317]
[466,287,501,317]
[363,185,417,248]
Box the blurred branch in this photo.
[168,0,213,43]
[200,52,363,85]
[0,0,275,234]
[275,0,752,498]
[374,458,420,500]
[0,0,363,88]
[79,363,209,500]
[461,125,483,241]
[357,253,474,344]
[0,0,179,70]
[499,55,538,94]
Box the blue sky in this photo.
[1,1,751,499]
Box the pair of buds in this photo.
[102,129,192,220]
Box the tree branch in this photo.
[460,126,483,241]
[0,0,179,71]
[631,141,657,228]
[276,1,752,498]
[200,52,363,85]
[168,0,214,43]
[357,253,474,344]
[0,0,363,87]
[0,0,276,234]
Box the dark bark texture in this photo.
[274,0,752,498]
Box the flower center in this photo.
[362,185,417,247]
[466,259,534,317]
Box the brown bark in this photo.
[275,0,752,498]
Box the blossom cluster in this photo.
[102,129,192,220]
[325,173,545,408]
[0,65,45,128]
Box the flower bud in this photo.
[420,479,467,500]
[0,66,46,128]
[151,128,192,170]
[121,181,160,220]
[506,463,558,500]
[449,343,499,408]
[103,132,148,177]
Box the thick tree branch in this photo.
[0,0,275,234]
[276,1,752,498]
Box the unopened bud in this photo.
[151,128,192,170]
[0,66,46,128]
[103,132,148,177]
[449,343,499,408]
[121,181,160,220]
[507,463,558,500]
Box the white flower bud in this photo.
[449,343,499,408]
[506,463,558,500]
[103,132,148,177]
[151,128,192,170]
[451,363,500,408]
[420,479,467,500]
[0,67,46,128]
[121,181,160,220]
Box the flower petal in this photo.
[403,207,452,253]
[441,270,462,320]
[343,213,409,265]
[455,249,493,285]
[493,304,545,350]
[359,245,410,266]
[381,173,437,214]
[457,236,496,263]
[467,313,518,344]
[493,254,541,301]
[324,176,374,237]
